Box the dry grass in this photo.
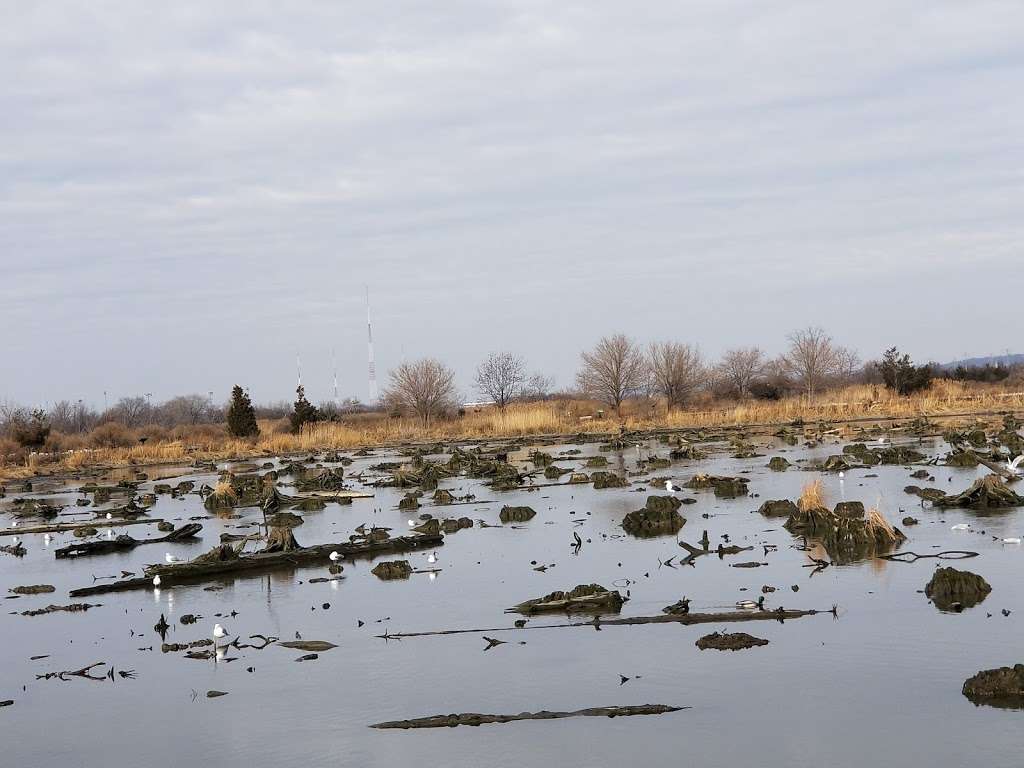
[798,480,827,512]
[865,506,899,544]
[3,380,1024,480]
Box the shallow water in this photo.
[1,434,1021,767]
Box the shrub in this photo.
[227,385,260,438]
[90,422,135,448]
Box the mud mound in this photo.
[925,567,991,611]
[621,496,685,538]
[696,632,769,651]
[499,505,536,523]
[963,664,1024,709]
[510,584,624,615]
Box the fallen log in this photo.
[54,524,203,559]
[378,606,828,640]
[69,533,443,596]
[370,704,686,729]
[956,450,1017,482]
[0,518,159,537]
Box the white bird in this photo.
[1007,455,1024,476]
[12,536,20,546]
[12,521,18,528]
[951,524,970,531]
[838,472,845,479]
[427,552,437,564]
[152,575,161,587]
[736,597,764,610]
[44,533,51,545]
[106,512,113,520]
[407,520,416,528]
[665,480,683,494]
[165,553,181,564]
[1003,537,1022,544]
[329,551,341,562]
[428,571,437,581]
[213,623,228,641]
[877,437,888,445]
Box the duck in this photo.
[950,524,970,531]
[736,596,765,610]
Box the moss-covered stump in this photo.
[413,519,440,535]
[398,493,422,511]
[621,496,684,538]
[767,456,791,471]
[440,517,473,534]
[432,489,455,505]
[591,472,628,489]
[372,560,413,580]
[963,664,1024,708]
[904,485,946,502]
[156,521,175,532]
[695,632,769,651]
[670,445,705,460]
[499,505,536,523]
[73,527,98,538]
[945,450,980,468]
[758,499,799,518]
[933,475,1024,509]
[833,501,865,518]
[784,505,904,564]
[544,465,571,479]
[567,473,591,484]
[925,567,991,611]
[820,455,856,472]
[585,456,608,468]
[684,474,749,498]
[510,584,624,615]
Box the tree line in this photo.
[1,326,1015,450]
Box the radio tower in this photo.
[296,353,302,388]
[366,286,378,404]
[332,347,339,405]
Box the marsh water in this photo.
[2,430,1022,767]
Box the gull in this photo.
[1002,537,1022,545]
[427,552,437,564]
[1007,455,1024,477]
[165,553,181,564]
[329,551,342,562]
[213,623,228,641]
[407,520,416,528]
[838,472,845,479]
[12,536,20,546]
[106,512,113,520]
[951,524,970,531]
[152,575,161,587]
[44,533,51,545]
[664,480,683,494]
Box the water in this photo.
[1,433,1021,767]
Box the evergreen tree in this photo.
[290,385,321,433]
[877,348,932,396]
[226,385,259,438]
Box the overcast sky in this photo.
[2,1,1022,408]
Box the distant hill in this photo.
[941,353,1024,371]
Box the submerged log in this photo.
[69,534,443,596]
[54,524,203,559]
[370,704,686,729]
[0,518,159,537]
[379,606,827,641]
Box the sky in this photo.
[2,1,1023,408]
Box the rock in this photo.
[910,469,930,479]
[372,560,413,580]
[757,499,798,518]
[621,496,685,538]
[695,632,770,651]
[833,501,865,518]
[901,516,919,526]
[767,456,791,471]
[157,521,175,532]
[925,567,991,611]
[963,664,1024,708]
[591,472,628,489]
[500,505,537,523]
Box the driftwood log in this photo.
[54,524,203,559]
[370,704,686,729]
[69,533,443,596]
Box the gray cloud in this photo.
[2,1,1022,406]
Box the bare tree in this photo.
[783,326,840,397]
[648,342,704,410]
[576,334,646,415]
[832,346,862,384]
[47,400,77,433]
[475,352,526,410]
[158,394,211,426]
[109,396,150,427]
[520,372,555,401]
[383,358,458,426]
[716,347,765,398]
